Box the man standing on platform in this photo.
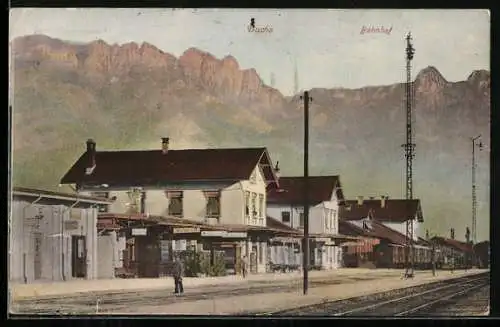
[242,255,249,278]
[173,255,184,295]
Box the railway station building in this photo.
[266,175,357,270]
[59,138,295,277]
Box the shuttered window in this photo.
[167,191,183,217]
[204,191,221,218]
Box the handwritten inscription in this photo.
[360,25,392,35]
[248,18,273,33]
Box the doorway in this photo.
[33,232,43,280]
[71,235,87,278]
[235,245,242,275]
[250,245,258,274]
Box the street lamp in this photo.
[471,135,483,245]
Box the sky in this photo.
[10,8,490,96]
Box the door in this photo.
[72,235,87,278]
[250,250,258,274]
[33,232,43,280]
[235,245,242,275]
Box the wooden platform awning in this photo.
[97,213,306,239]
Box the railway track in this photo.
[11,272,398,314]
[267,272,489,316]
[409,283,490,316]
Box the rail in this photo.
[270,272,489,316]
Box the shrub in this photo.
[178,249,227,277]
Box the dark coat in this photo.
[173,259,184,278]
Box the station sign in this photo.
[272,237,301,244]
[64,220,79,230]
[224,232,247,238]
[201,230,227,237]
[70,208,81,220]
[132,228,148,236]
[173,227,201,234]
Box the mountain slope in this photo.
[10,34,490,241]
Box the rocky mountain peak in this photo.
[414,66,448,93]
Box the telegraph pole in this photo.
[300,91,312,295]
[471,135,482,245]
[403,32,416,279]
[450,228,455,273]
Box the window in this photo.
[259,242,264,264]
[332,210,337,233]
[126,189,142,214]
[205,191,221,218]
[325,209,329,230]
[167,191,183,217]
[299,212,305,227]
[140,192,146,214]
[245,191,250,218]
[282,211,291,223]
[91,191,110,213]
[251,193,257,217]
[258,194,264,218]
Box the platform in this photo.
[117,269,488,315]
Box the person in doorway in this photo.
[241,255,248,278]
[173,255,184,295]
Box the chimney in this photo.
[274,161,281,180]
[161,137,170,154]
[381,195,386,208]
[357,196,364,205]
[85,139,96,175]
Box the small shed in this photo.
[10,187,113,283]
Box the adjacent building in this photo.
[59,138,281,275]
[9,187,113,283]
[430,236,474,269]
[340,197,424,241]
[338,220,380,268]
[266,176,347,270]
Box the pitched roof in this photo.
[339,199,424,223]
[12,186,113,204]
[267,176,344,205]
[417,237,433,247]
[431,237,474,254]
[339,219,411,245]
[338,220,369,237]
[60,146,278,187]
[368,220,410,245]
[266,216,301,234]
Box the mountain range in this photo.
[10,34,491,241]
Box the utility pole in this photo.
[294,60,300,95]
[452,228,456,273]
[403,32,416,279]
[471,135,483,245]
[300,91,312,295]
[465,227,471,271]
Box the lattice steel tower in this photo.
[403,32,416,279]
